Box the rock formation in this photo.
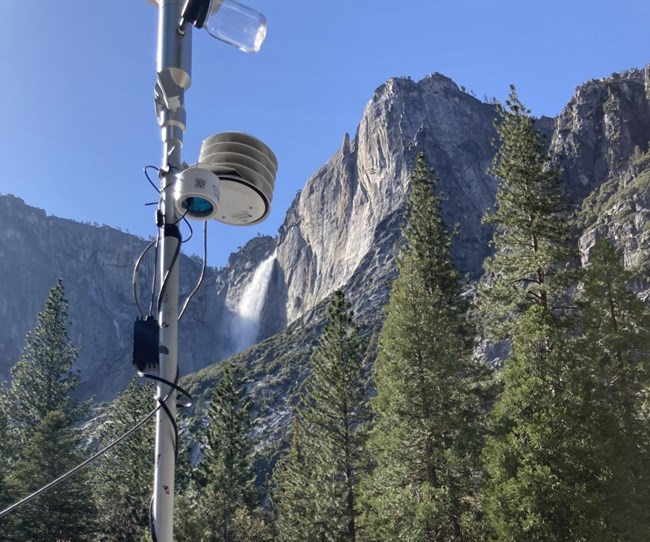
[1,64,648,406]
[274,73,502,325]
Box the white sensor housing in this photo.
[174,167,221,221]
[195,132,278,225]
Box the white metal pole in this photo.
[153,1,191,540]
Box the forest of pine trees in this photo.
[0,88,649,541]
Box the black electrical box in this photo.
[133,316,159,372]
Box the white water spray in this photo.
[231,251,276,353]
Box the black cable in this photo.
[149,232,161,317]
[149,497,159,542]
[153,171,194,317]
[153,218,193,318]
[144,165,161,193]
[138,370,192,542]
[170,208,194,243]
[176,212,196,245]
[132,165,163,317]
[171,208,189,226]
[181,216,194,243]
[139,165,167,317]
[142,163,195,319]
[132,239,157,319]
[138,370,192,473]
[0,401,162,520]
[178,221,208,321]
[138,372,192,409]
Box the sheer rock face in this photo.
[0,197,281,401]
[0,195,223,401]
[577,157,650,302]
[271,66,650,326]
[552,65,650,301]
[274,74,500,324]
[1,65,649,402]
[551,66,650,203]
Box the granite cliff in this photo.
[0,197,277,401]
[186,65,650,443]
[0,65,648,407]
[274,73,503,325]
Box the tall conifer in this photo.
[9,279,85,429]
[7,411,98,540]
[478,90,638,540]
[274,290,369,542]
[578,239,650,403]
[361,154,482,541]
[179,362,265,542]
[273,418,321,542]
[0,390,13,539]
[94,379,156,541]
[480,87,569,340]
[1,280,97,539]
[575,238,650,538]
[482,305,624,541]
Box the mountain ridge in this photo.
[0,64,648,404]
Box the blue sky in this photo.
[0,0,648,268]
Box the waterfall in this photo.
[231,251,276,353]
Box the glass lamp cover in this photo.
[206,0,267,53]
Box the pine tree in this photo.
[273,418,321,542]
[480,86,569,340]
[0,389,14,538]
[179,362,264,542]
[1,279,97,540]
[7,410,98,541]
[482,305,622,541]
[361,155,482,541]
[94,378,156,541]
[574,239,650,538]
[274,289,369,542]
[578,239,650,405]
[9,279,85,431]
[481,240,650,541]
